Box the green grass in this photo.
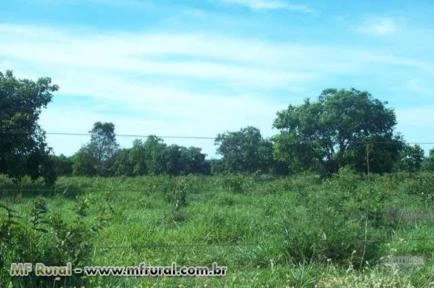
[1,172,434,287]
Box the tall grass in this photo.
[0,171,433,287]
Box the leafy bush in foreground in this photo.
[0,197,102,287]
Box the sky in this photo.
[1,0,433,158]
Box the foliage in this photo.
[0,70,58,185]
[165,145,210,175]
[215,126,274,173]
[273,88,404,175]
[0,197,103,287]
[51,154,73,176]
[1,173,434,287]
[72,146,98,176]
[110,137,210,177]
[425,148,434,171]
[396,144,425,172]
[89,122,119,163]
[283,169,388,267]
[220,174,254,193]
[112,148,134,176]
[73,122,119,177]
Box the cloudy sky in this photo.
[1,0,433,157]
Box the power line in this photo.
[0,131,216,140]
[1,130,434,144]
[45,132,215,140]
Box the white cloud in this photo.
[0,24,318,89]
[218,0,315,14]
[2,23,430,85]
[357,17,399,36]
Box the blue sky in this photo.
[1,0,433,157]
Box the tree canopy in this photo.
[111,137,210,176]
[2,77,429,181]
[396,144,425,172]
[215,126,274,173]
[426,148,434,171]
[73,122,119,176]
[0,70,58,184]
[273,88,404,175]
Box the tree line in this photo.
[1,70,434,184]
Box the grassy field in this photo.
[1,171,434,287]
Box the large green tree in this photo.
[0,70,58,184]
[164,145,209,175]
[273,88,404,175]
[73,122,119,176]
[215,126,273,173]
[180,146,210,175]
[141,136,167,175]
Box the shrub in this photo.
[404,172,434,203]
[0,198,102,287]
[161,176,201,209]
[221,174,253,193]
[283,205,386,268]
[283,171,389,268]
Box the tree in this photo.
[165,145,184,175]
[88,122,119,169]
[72,122,119,176]
[215,126,273,173]
[142,136,167,175]
[72,147,97,176]
[425,148,434,171]
[51,154,73,176]
[111,138,209,176]
[164,145,209,175]
[273,88,404,175]
[182,146,210,175]
[111,148,133,176]
[0,70,58,185]
[129,139,147,175]
[396,144,425,172]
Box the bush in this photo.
[220,174,254,193]
[404,172,434,203]
[283,205,386,267]
[0,198,102,287]
[161,176,201,209]
[283,170,389,268]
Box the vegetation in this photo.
[215,126,275,174]
[425,148,434,171]
[273,88,403,175]
[0,71,58,185]
[0,173,433,287]
[2,71,434,287]
[2,71,433,182]
[72,122,120,177]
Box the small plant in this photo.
[161,177,198,209]
[0,202,20,241]
[29,197,49,233]
[76,196,90,219]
